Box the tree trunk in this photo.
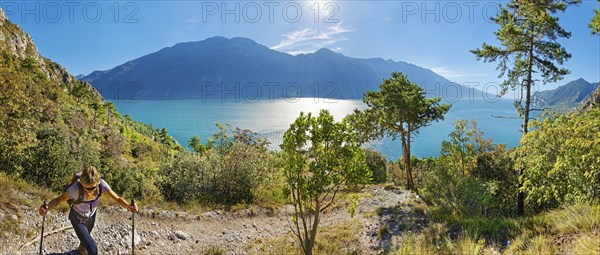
[401,131,413,190]
[304,199,320,255]
[518,34,535,216]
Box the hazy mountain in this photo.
[83,37,489,100]
[533,78,600,111]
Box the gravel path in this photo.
[2,187,412,255]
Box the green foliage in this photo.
[364,149,387,183]
[22,126,80,191]
[471,0,575,97]
[420,120,516,217]
[351,72,450,190]
[281,110,371,255]
[516,110,600,211]
[591,0,600,35]
[188,136,206,154]
[102,163,161,201]
[159,125,274,205]
[449,217,521,242]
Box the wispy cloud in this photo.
[185,17,199,25]
[429,67,489,78]
[271,24,352,55]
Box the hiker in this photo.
[38,166,138,255]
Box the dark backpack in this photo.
[63,172,103,211]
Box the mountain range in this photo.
[533,78,600,111]
[82,37,490,101]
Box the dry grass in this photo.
[248,219,364,255]
[545,204,600,234]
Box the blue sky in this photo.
[3,0,599,93]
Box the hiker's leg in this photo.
[69,210,98,255]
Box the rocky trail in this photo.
[3,187,416,255]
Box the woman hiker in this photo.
[38,166,138,255]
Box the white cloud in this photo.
[430,67,489,78]
[271,24,352,55]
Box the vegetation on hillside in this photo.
[1,2,599,254]
[0,17,182,202]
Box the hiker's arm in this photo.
[106,188,138,213]
[39,192,69,216]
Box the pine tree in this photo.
[471,0,577,215]
[355,72,450,190]
[591,0,600,35]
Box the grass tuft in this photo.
[545,204,600,234]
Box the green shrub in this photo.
[516,110,600,211]
[22,126,80,190]
[102,162,161,201]
[420,120,516,217]
[365,149,387,183]
[159,125,273,205]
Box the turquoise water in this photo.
[112,98,523,161]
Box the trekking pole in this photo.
[131,199,135,255]
[39,200,47,255]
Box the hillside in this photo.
[0,7,180,198]
[532,78,600,111]
[579,84,600,113]
[82,37,490,100]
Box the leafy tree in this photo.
[352,72,450,190]
[281,110,371,255]
[591,0,600,35]
[470,0,577,215]
[515,110,600,211]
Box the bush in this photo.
[420,120,516,217]
[516,110,600,211]
[101,162,161,201]
[159,125,273,205]
[365,149,387,183]
[22,126,80,191]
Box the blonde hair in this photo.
[80,166,101,186]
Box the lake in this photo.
[112,98,523,161]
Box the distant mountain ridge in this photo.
[82,36,491,100]
[533,78,600,111]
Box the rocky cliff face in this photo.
[0,7,6,23]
